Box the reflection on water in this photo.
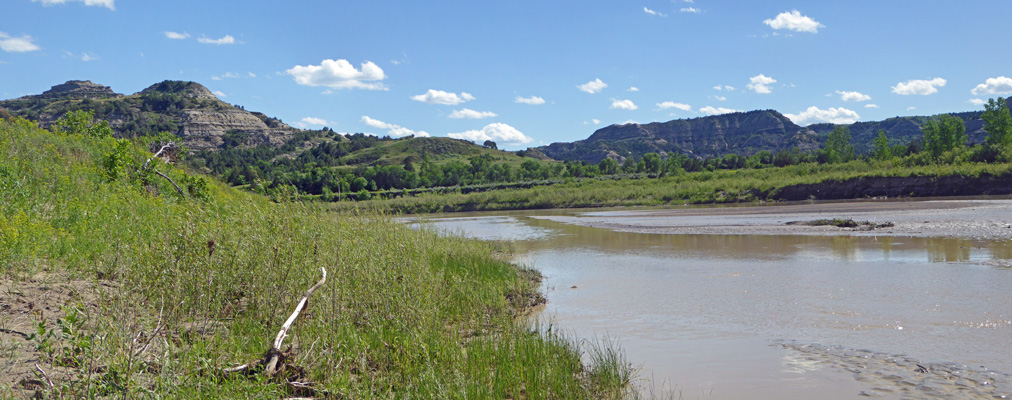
[406,210,1012,399]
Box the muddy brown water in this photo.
[403,201,1012,399]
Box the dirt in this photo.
[0,272,117,393]
[531,198,1012,240]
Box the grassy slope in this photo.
[0,118,631,398]
[334,136,535,169]
[337,160,1012,214]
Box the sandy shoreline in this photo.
[530,199,1012,240]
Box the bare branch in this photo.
[142,142,176,171]
[273,267,327,349]
[153,169,186,198]
[34,363,54,388]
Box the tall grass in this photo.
[0,117,632,398]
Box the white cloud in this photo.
[212,72,240,80]
[972,76,1012,96]
[248,72,256,78]
[763,10,824,33]
[80,52,98,62]
[610,99,638,110]
[592,119,602,124]
[0,32,40,53]
[747,74,776,94]
[515,95,545,105]
[411,89,475,105]
[286,59,387,90]
[578,78,608,94]
[711,95,727,101]
[907,106,917,111]
[836,90,871,102]
[785,106,860,125]
[680,7,700,13]
[361,116,429,138]
[448,108,498,119]
[713,85,734,91]
[212,90,227,98]
[627,86,639,92]
[198,35,236,45]
[699,106,740,115]
[969,98,987,106]
[33,0,114,10]
[643,7,666,17]
[657,101,692,111]
[448,122,533,145]
[891,78,946,95]
[164,31,190,40]
[294,117,330,129]
[865,104,880,108]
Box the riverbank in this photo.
[528,198,1012,240]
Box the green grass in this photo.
[334,159,1012,214]
[0,117,634,398]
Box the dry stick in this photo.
[34,363,54,388]
[153,169,186,198]
[265,267,327,377]
[142,142,176,171]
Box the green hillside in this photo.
[0,116,630,398]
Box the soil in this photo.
[0,272,117,393]
[531,198,1012,240]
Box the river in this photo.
[403,200,1012,399]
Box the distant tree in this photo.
[822,126,855,164]
[921,114,966,158]
[482,140,498,150]
[642,153,663,174]
[55,110,113,138]
[872,130,892,160]
[983,97,1012,148]
[598,158,619,175]
[621,156,637,173]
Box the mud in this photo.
[778,341,1012,399]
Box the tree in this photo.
[921,114,966,158]
[482,140,498,150]
[983,97,1012,148]
[598,158,618,175]
[823,126,855,164]
[872,130,892,160]
[642,153,663,174]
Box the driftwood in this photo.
[139,142,186,198]
[222,267,328,397]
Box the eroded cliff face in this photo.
[0,80,297,152]
[537,110,820,163]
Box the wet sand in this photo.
[531,199,1012,240]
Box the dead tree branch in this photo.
[152,169,186,198]
[266,267,327,376]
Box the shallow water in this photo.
[404,207,1012,399]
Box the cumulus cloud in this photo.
[713,85,734,91]
[361,116,429,138]
[515,95,546,105]
[763,10,824,33]
[699,106,740,115]
[301,117,328,126]
[657,101,692,111]
[627,86,640,92]
[0,32,41,53]
[448,108,498,119]
[785,106,860,125]
[837,90,871,102]
[211,72,240,80]
[969,98,987,106]
[747,74,777,94]
[411,89,475,105]
[680,7,700,13]
[198,35,236,45]
[907,106,917,111]
[448,122,533,145]
[972,76,1012,95]
[891,78,946,95]
[592,119,602,124]
[32,0,114,10]
[212,90,227,98]
[711,95,727,101]
[643,7,666,17]
[286,59,387,90]
[164,31,190,40]
[610,99,638,110]
[865,104,880,108]
[80,52,98,62]
[577,78,608,94]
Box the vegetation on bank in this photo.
[0,116,634,398]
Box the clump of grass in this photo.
[786,218,895,229]
[0,117,632,398]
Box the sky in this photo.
[3,1,1012,150]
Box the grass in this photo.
[333,159,1012,214]
[0,117,634,398]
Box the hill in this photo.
[0,80,297,151]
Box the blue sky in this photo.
[3,1,1012,149]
